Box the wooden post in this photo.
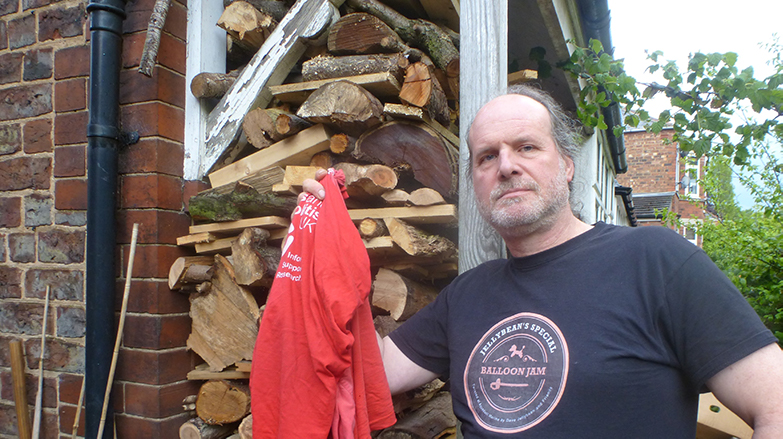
[458,0,507,273]
[10,341,32,439]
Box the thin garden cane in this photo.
[71,377,85,438]
[31,285,50,439]
[97,223,140,439]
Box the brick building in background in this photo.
[0,0,207,436]
[617,127,708,246]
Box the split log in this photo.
[296,80,384,137]
[371,268,440,321]
[202,167,284,197]
[169,256,215,290]
[191,71,240,99]
[327,12,407,55]
[334,162,398,200]
[378,392,456,439]
[179,417,235,439]
[224,0,290,22]
[218,1,277,52]
[329,133,356,155]
[302,53,409,83]
[238,415,252,439]
[384,218,456,259]
[358,218,388,240]
[187,254,260,371]
[196,380,251,425]
[188,183,298,222]
[282,165,320,187]
[354,121,459,198]
[408,187,446,206]
[381,189,410,206]
[229,227,277,286]
[399,62,449,127]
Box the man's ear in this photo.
[564,157,575,182]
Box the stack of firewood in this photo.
[170,0,537,437]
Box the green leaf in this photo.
[590,38,604,54]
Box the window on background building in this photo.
[680,220,700,246]
[680,152,700,198]
[593,138,617,224]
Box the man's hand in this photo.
[299,168,328,202]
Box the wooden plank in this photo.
[208,124,332,188]
[187,363,250,380]
[269,71,401,105]
[194,229,288,254]
[697,393,753,439]
[383,103,459,147]
[419,0,460,31]
[201,0,343,177]
[176,232,217,246]
[349,204,457,225]
[190,216,290,235]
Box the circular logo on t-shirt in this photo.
[464,313,569,433]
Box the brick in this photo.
[117,209,190,245]
[0,402,19,436]
[124,380,198,418]
[116,347,194,385]
[120,174,182,209]
[121,243,186,278]
[54,144,85,176]
[59,404,86,437]
[0,0,18,16]
[0,196,21,226]
[54,178,87,210]
[25,336,84,373]
[54,77,86,112]
[55,210,86,226]
[53,110,87,145]
[119,65,185,108]
[122,314,190,349]
[23,47,53,80]
[24,192,53,226]
[24,0,62,10]
[8,14,35,49]
[38,4,85,41]
[119,279,189,314]
[0,156,51,190]
[25,268,84,301]
[0,233,4,262]
[38,227,85,264]
[0,83,52,121]
[58,373,83,404]
[24,118,53,153]
[118,137,183,177]
[54,44,89,79]
[0,266,22,298]
[115,411,191,438]
[0,301,50,335]
[183,179,210,212]
[0,52,23,84]
[9,232,35,262]
[0,20,7,50]
[56,305,85,337]
[120,102,185,143]
[0,122,21,155]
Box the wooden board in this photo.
[194,229,287,254]
[269,71,401,104]
[190,216,290,235]
[348,204,457,225]
[187,363,251,380]
[208,124,332,188]
[177,232,218,246]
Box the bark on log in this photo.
[359,218,389,240]
[218,1,277,52]
[223,0,291,22]
[189,183,298,222]
[187,254,260,371]
[243,108,313,149]
[296,80,384,137]
[392,379,446,415]
[407,187,446,206]
[191,71,240,100]
[202,167,285,197]
[238,415,252,439]
[169,256,215,290]
[138,0,171,76]
[378,392,456,439]
[399,62,449,126]
[334,162,398,200]
[302,53,409,83]
[327,12,408,55]
[354,121,458,198]
[229,227,276,286]
[371,268,440,321]
[195,380,251,425]
[374,314,402,338]
[384,217,456,258]
[179,417,235,439]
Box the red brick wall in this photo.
[617,129,678,194]
[0,0,205,437]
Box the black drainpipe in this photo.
[85,0,126,437]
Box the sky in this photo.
[609,1,783,208]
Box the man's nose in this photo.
[497,148,520,179]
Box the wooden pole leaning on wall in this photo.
[97,223,140,439]
[31,285,50,439]
[10,340,32,439]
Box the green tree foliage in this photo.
[561,37,783,343]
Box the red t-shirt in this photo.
[251,169,396,438]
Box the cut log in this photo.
[309,150,334,169]
[238,415,252,439]
[169,256,215,290]
[302,53,409,83]
[371,268,440,321]
[327,12,407,55]
[329,133,356,155]
[218,1,277,52]
[188,184,298,223]
[196,380,251,425]
[358,218,388,240]
[208,124,333,189]
[399,62,449,126]
[270,71,402,105]
[384,218,456,259]
[183,394,197,415]
[381,189,410,206]
[138,0,171,77]
[229,227,276,286]
[408,187,446,206]
[191,71,240,99]
[354,121,459,198]
[383,103,459,148]
[334,162,398,200]
[275,111,312,137]
[379,392,456,439]
[296,80,384,137]
[179,417,235,439]
[243,108,308,150]
[224,0,290,22]
[187,254,260,371]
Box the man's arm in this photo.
[377,333,439,394]
[707,342,783,438]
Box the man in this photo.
[303,84,783,437]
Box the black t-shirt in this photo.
[390,222,776,438]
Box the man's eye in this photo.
[479,154,496,164]
[519,145,534,152]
